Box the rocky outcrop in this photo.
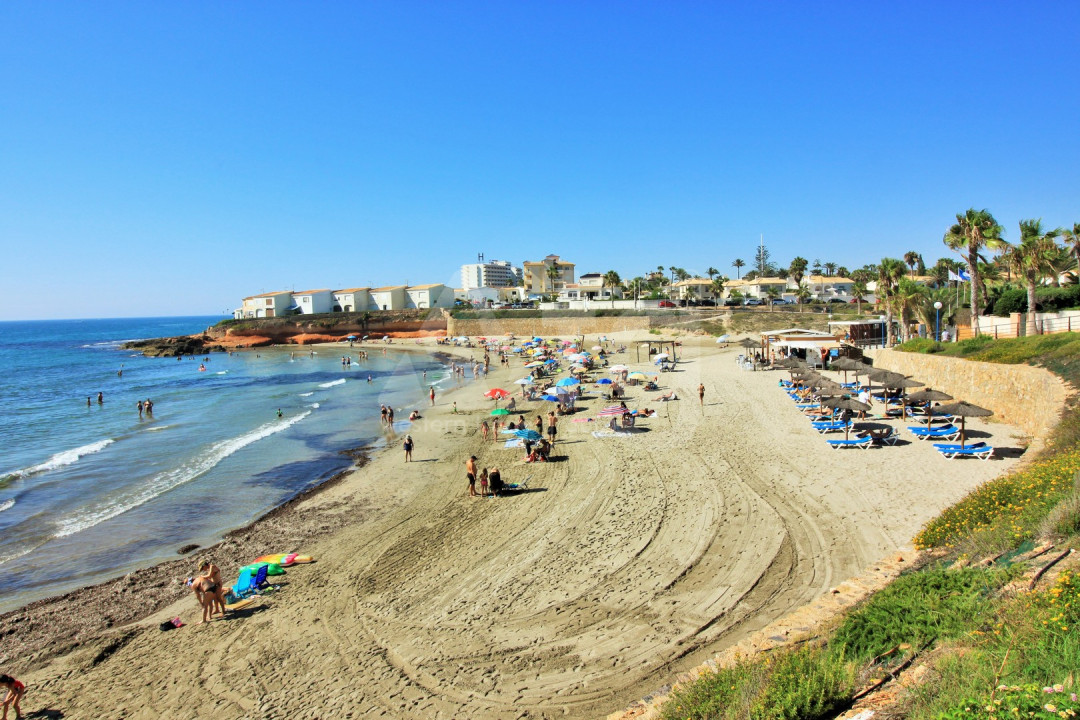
[122,334,267,357]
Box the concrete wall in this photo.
[447,315,653,338]
[865,348,1071,446]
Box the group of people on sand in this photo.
[188,559,227,625]
[465,456,506,497]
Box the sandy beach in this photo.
[5,333,1023,720]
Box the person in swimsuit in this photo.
[198,560,227,616]
[403,434,414,462]
[0,674,25,720]
[547,411,558,444]
[466,456,477,497]
[190,574,220,624]
[698,383,705,406]
[478,468,489,497]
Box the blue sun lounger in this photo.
[909,424,960,441]
[811,420,851,434]
[933,442,993,460]
[827,435,873,450]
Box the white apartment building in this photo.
[460,259,523,292]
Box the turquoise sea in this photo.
[0,317,452,613]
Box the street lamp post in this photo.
[934,301,943,341]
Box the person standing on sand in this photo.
[189,573,220,624]
[198,560,226,616]
[481,421,490,442]
[0,674,26,720]
[430,386,436,406]
[478,468,489,497]
[403,434,414,462]
[547,411,558,444]
[466,456,477,497]
[535,415,543,439]
[698,383,705,406]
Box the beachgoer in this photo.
[466,456,477,497]
[387,407,395,425]
[698,383,705,406]
[479,468,489,497]
[137,400,144,416]
[452,402,458,414]
[198,560,226,616]
[276,408,283,418]
[380,405,388,425]
[535,415,543,438]
[489,466,504,495]
[430,386,436,406]
[86,397,91,407]
[367,375,373,383]
[409,410,421,421]
[97,392,104,404]
[190,574,220,624]
[144,398,153,415]
[0,674,26,720]
[547,411,558,444]
[481,420,490,441]
[403,434,414,462]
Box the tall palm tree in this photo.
[546,264,561,299]
[710,276,726,303]
[684,285,698,306]
[602,270,622,307]
[944,208,1006,336]
[705,266,719,281]
[1005,219,1060,335]
[823,262,837,277]
[764,285,782,310]
[836,266,850,279]
[795,282,811,311]
[789,257,808,285]
[903,251,920,277]
[851,280,868,316]
[893,277,928,342]
[1044,245,1077,287]
[731,258,745,279]
[877,257,907,346]
[1062,223,1080,278]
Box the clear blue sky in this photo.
[2,2,1077,319]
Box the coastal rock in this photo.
[122,335,229,357]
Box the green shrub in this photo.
[992,287,1027,316]
[1036,284,1080,312]
[750,646,856,720]
[832,568,1006,662]
[662,660,760,720]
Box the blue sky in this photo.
[2,2,1077,319]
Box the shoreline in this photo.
[10,333,1031,718]
[0,339,483,668]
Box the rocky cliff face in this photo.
[122,335,238,357]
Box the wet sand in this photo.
[5,334,1023,719]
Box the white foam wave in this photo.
[0,545,34,567]
[318,379,346,388]
[4,439,115,481]
[54,411,312,538]
[309,402,320,409]
[216,371,228,375]
[145,425,172,432]
[0,499,14,513]
[298,392,314,397]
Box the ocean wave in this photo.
[54,410,312,538]
[145,425,172,432]
[318,379,346,388]
[298,392,314,397]
[309,402,320,409]
[0,499,13,513]
[0,545,34,567]
[2,439,115,482]
[216,371,228,375]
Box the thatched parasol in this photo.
[882,376,925,419]
[821,395,871,439]
[906,389,954,426]
[739,338,760,350]
[934,401,993,449]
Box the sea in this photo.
[0,316,453,614]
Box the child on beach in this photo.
[479,468,489,497]
[1,673,26,720]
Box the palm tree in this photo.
[893,277,928,342]
[1044,245,1077,287]
[823,262,837,277]
[851,280,868,316]
[1062,223,1080,278]
[836,266,850,279]
[546,264,561,299]
[732,258,745,279]
[684,285,698,306]
[877,257,907,346]
[795,282,811,311]
[903,251,921,277]
[944,208,1006,336]
[710,277,726,303]
[602,270,622,307]
[1005,219,1060,335]
[705,266,719,281]
[789,257,808,285]
[674,268,690,282]
[765,285,782,310]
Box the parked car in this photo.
[658,300,677,308]
[724,299,741,306]
[743,298,762,306]
[827,298,847,304]
[770,298,791,305]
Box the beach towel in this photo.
[592,430,632,438]
[503,438,524,448]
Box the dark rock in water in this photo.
[123,335,224,357]
[177,544,199,555]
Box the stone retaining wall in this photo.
[447,315,653,338]
[865,348,1070,445]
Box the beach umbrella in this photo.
[570,366,588,374]
[555,377,579,387]
[627,371,646,381]
[597,378,613,385]
[933,401,993,449]
[609,365,628,373]
[514,377,534,385]
[654,352,670,360]
[490,408,510,416]
[541,394,561,402]
[592,345,603,350]
[820,396,871,440]
[716,334,730,343]
[881,376,925,419]
[525,361,543,368]
[484,388,511,399]
[345,335,358,340]
[906,389,954,427]
[830,357,862,384]
[739,338,759,350]
[544,358,558,364]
